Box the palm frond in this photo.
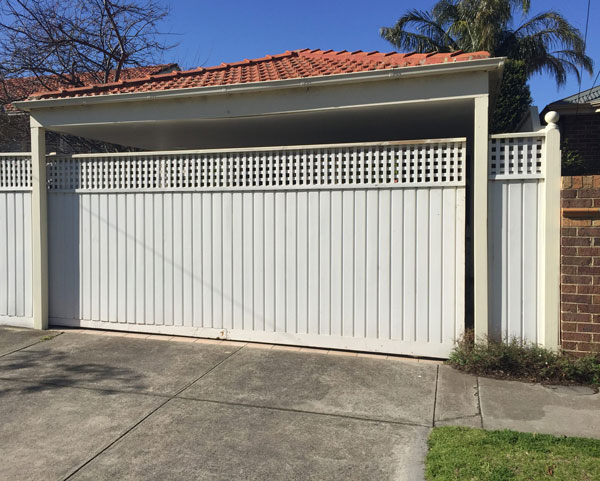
[380,9,459,52]
[380,28,451,53]
[381,0,590,87]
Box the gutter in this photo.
[541,102,597,117]
[13,57,504,111]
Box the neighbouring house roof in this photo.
[1,64,179,112]
[28,48,491,101]
[559,86,600,105]
[542,85,600,117]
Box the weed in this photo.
[448,330,600,386]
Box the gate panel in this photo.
[47,140,466,357]
[0,155,32,327]
[488,134,545,343]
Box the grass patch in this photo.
[447,330,600,386]
[426,426,600,480]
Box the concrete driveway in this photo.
[1,326,599,481]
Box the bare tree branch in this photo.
[0,0,174,88]
[0,0,175,153]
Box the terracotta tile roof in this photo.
[28,48,491,101]
[1,64,179,111]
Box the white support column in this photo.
[541,111,561,349]
[31,119,48,330]
[473,95,489,341]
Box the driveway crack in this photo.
[432,364,439,427]
[61,343,246,481]
[476,376,484,429]
[0,331,63,359]
[175,395,433,429]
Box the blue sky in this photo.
[161,0,599,110]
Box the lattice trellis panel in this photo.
[46,140,466,191]
[489,135,544,179]
[0,155,32,190]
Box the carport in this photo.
[5,48,539,358]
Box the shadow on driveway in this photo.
[0,331,236,396]
[0,348,145,397]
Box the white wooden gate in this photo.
[44,139,466,357]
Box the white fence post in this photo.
[474,96,489,341]
[541,111,561,349]
[30,120,48,330]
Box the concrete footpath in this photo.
[0,326,599,481]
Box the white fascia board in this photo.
[14,58,504,111]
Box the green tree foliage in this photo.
[381,0,593,131]
[490,59,532,133]
[381,0,592,87]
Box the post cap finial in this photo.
[544,111,560,128]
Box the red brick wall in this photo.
[561,176,600,356]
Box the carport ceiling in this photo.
[50,99,473,150]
